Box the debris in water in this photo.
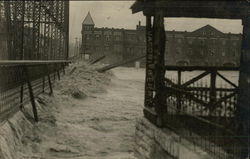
[71,88,87,99]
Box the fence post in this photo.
[20,85,24,109]
[177,70,182,113]
[46,65,53,95]
[23,66,38,122]
[209,70,217,114]
[57,64,61,80]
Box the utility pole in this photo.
[74,37,78,60]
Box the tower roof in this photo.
[83,12,94,25]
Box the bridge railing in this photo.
[0,1,70,122]
[163,66,244,158]
[0,61,69,122]
[144,65,245,158]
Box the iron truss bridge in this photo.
[0,1,70,122]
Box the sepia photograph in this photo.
[0,0,249,159]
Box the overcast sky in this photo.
[69,1,243,43]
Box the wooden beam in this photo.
[181,71,210,88]
[152,10,166,127]
[165,65,239,71]
[144,15,154,108]
[132,1,250,19]
[237,16,250,158]
[217,72,238,88]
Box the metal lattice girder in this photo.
[2,0,69,61]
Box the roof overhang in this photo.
[130,0,250,19]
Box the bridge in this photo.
[0,1,70,122]
[131,0,250,158]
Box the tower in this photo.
[81,12,95,59]
[82,11,95,31]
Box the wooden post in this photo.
[177,70,182,113]
[23,66,38,122]
[153,10,166,127]
[209,70,217,114]
[237,17,250,158]
[144,15,154,108]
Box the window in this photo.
[138,36,144,42]
[114,36,121,41]
[177,38,182,44]
[85,35,90,40]
[141,48,146,54]
[210,48,215,56]
[127,47,130,52]
[233,49,238,57]
[201,50,204,55]
[222,51,226,57]
[188,48,192,54]
[114,45,122,52]
[85,45,90,51]
[105,35,111,41]
[222,39,226,45]
[105,46,110,51]
[176,47,182,54]
[95,34,101,40]
[188,40,193,45]
[201,39,205,45]
[95,46,101,51]
[129,35,136,41]
[127,47,133,53]
[233,41,237,46]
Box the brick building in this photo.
[81,12,242,66]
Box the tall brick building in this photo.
[81,12,242,66]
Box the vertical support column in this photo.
[4,1,12,59]
[32,1,41,60]
[64,0,70,60]
[177,70,182,113]
[237,18,250,159]
[209,70,216,114]
[23,66,38,122]
[144,15,154,108]
[44,1,50,60]
[153,10,166,127]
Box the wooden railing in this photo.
[144,65,245,158]
[164,66,244,158]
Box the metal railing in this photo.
[0,0,70,122]
[0,61,69,122]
